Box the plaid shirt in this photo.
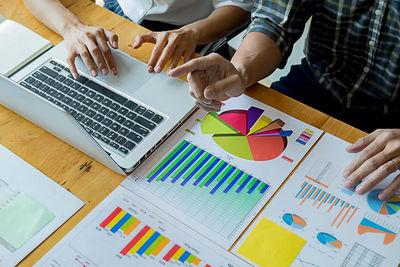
[247,0,400,111]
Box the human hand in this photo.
[343,129,400,200]
[168,53,245,111]
[132,27,198,73]
[62,24,118,78]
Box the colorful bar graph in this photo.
[296,182,357,228]
[163,244,202,265]
[141,140,270,238]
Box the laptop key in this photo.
[45,78,55,86]
[85,80,127,104]
[32,80,43,88]
[69,110,77,117]
[116,136,127,145]
[67,90,78,98]
[98,107,109,115]
[55,92,64,100]
[75,113,85,122]
[91,102,101,111]
[61,96,72,104]
[72,83,81,90]
[117,106,129,115]
[77,105,88,113]
[110,123,121,131]
[118,127,130,136]
[75,94,85,102]
[93,114,104,122]
[132,124,149,136]
[83,118,93,126]
[135,106,146,115]
[63,78,73,86]
[50,60,57,65]
[99,127,110,135]
[78,87,88,94]
[90,122,102,131]
[47,89,57,96]
[101,98,112,107]
[92,132,102,139]
[100,137,110,144]
[32,71,48,81]
[123,120,134,129]
[76,75,88,84]
[83,98,94,107]
[106,132,118,141]
[115,115,126,124]
[124,141,136,150]
[106,111,118,119]
[119,147,129,155]
[52,82,62,89]
[25,77,35,84]
[110,103,120,111]
[126,111,137,120]
[143,110,155,119]
[40,66,58,78]
[85,109,96,118]
[134,116,156,130]
[20,82,32,90]
[124,100,138,110]
[85,127,93,135]
[127,132,142,143]
[93,94,104,102]
[86,90,96,98]
[39,84,50,92]
[101,118,112,127]
[110,142,120,150]
[70,101,80,109]
[60,86,69,94]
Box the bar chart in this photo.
[140,140,269,238]
[296,182,358,228]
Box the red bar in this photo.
[205,265,211,267]
[120,225,150,256]
[100,207,122,228]
[163,244,180,262]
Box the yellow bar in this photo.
[172,247,185,261]
[124,219,141,235]
[129,228,155,255]
[192,257,201,266]
[152,238,170,256]
[107,210,126,229]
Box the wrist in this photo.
[182,25,201,45]
[232,62,249,89]
[60,20,84,38]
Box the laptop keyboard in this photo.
[19,59,164,156]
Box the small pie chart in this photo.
[317,232,342,248]
[282,213,307,229]
[367,189,400,215]
[200,106,293,161]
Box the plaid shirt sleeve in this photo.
[246,0,314,68]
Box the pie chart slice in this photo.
[212,135,253,160]
[200,112,240,135]
[282,213,307,229]
[367,189,400,215]
[247,135,287,161]
[219,110,248,135]
[248,115,272,135]
[317,233,342,248]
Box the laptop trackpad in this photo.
[74,51,155,93]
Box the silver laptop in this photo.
[0,42,195,174]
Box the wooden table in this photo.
[0,0,366,266]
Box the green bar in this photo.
[157,144,194,181]
[238,174,249,186]
[182,153,209,180]
[144,235,165,256]
[171,148,201,179]
[258,182,266,192]
[227,169,241,184]
[217,165,233,182]
[148,140,187,179]
[199,161,225,188]
[247,178,256,189]
[187,254,196,263]
[194,156,218,180]
[120,216,136,232]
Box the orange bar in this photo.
[327,197,336,212]
[300,186,315,206]
[318,194,329,209]
[311,189,320,200]
[192,257,201,266]
[124,219,141,235]
[152,238,170,256]
[300,184,311,199]
[331,201,346,227]
[313,189,322,206]
[305,175,328,188]
[347,207,358,223]
[337,205,352,228]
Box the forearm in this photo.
[23,0,83,37]
[183,6,250,45]
[231,32,281,88]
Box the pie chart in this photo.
[200,106,293,161]
[367,189,400,215]
[317,232,342,248]
[282,213,307,229]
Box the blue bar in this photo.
[296,139,307,145]
[178,251,191,263]
[260,183,269,194]
[324,194,330,203]
[204,162,228,187]
[318,192,326,201]
[341,201,345,207]
[301,184,312,199]
[148,141,190,182]
[312,189,321,200]
[137,232,160,256]
[110,213,131,233]
[164,146,197,182]
[335,199,340,206]
[181,153,211,186]
[193,158,219,186]
[223,171,243,193]
[173,150,204,183]
[236,176,252,193]
[248,179,260,194]
[295,182,308,198]
[210,166,235,194]
[308,187,316,199]
[329,197,335,204]
[345,203,349,208]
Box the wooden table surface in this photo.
[0,0,366,265]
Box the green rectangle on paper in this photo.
[247,178,256,189]
[158,144,194,180]
[182,153,209,180]
[195,156,217,180]
[0,193,55,250]
[120,216,136,232]
[171,148,201,179]
[187,254,196,263]
[200,161,225,188]
[144,235,165,256]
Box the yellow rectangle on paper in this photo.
[237,218,305,267]
[129,228,155,255]
[172,247,185,261]
[107,210,126,229]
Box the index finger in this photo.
[168,55,216,77]
[95,33,117,75]
[67,51,79,79]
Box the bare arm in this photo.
[134,6,250,72]
[23,0,119,78]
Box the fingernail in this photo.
[113,41,118,48]
[111,68,117,75]
[343,170,350,178]
[73,73,78,79]
[155,66,161,73]
[344,180,353,188]
[355,184,364,194]
[91,70,97,76]
[102,68,108,76]
[148,66,153,72]
[378,192,387,200]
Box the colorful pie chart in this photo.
[367,189,400,215]
[200,106,293,161]
[317,232,342,248]
[282,213,307,229]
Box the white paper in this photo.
[35,186,249,267]
[0,144,84,266]
[233,133,400,267]
[123,94,323,248]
